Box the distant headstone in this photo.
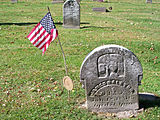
[52,0,64,4]
[63,0,80,29]
[93,7,106,12]
[80,45,143,113]
[146,0,152,3]
[76,0,80,3]
[93,0,104,2]
[11,0,17,3]
[98,0,104,2]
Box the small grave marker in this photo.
[93,0,104,2]
[80,45,143,113]
[63,76,73,101]
[63,0,80,29]
[52,0,64,4]
[98,0,104,2]
[146,0,152,3]
[93,7,106,12]
[11,0,17,3]
[63,76,73,91]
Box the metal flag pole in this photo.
[57,36,68,76]
[47,7,72,102]
[47,6,68,76]
[57,36,71,103]
[47,6,50,12]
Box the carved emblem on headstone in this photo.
[63,0,80,29]
[80,45,143,113]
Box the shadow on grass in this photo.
[0,22,90,26]
[80,26,115,30]
[139,93,160,109]
[0,22,63,26]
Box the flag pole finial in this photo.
[47,6,50,12]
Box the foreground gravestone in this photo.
[52,0,64,4]
[80,45,143,113]
[63,0,80,29]
[11,0,17,3]
[146,0,152,3]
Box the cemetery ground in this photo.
[0,0,160,119]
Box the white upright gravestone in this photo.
[63,0,80,29]
[80,45,143,113]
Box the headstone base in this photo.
[63,25,80,29]
[80,101,143,119]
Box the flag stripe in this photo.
[30,26,43,43]
[38,35,51,49]
[40,37,52,50]
[27,23,40,39]
[34,32,49,47]
[35,33,50,48]
[52,29,58,41]
[28,24,42,40]
[32,29,46,45]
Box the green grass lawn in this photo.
[0,0,160,119]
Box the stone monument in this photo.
[98,0,104,2]
[11,0,17,3]
[52,0,64,4]
[93,0,104,2]
[92,7,106,12]
[80,45,143,113]
[146,0,152,3]
[63,0,80,29]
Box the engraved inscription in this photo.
[89,80,136,97]
[89,82,137,109]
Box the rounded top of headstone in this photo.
[64,0,80,5]
[80,45,143,89]
[81,45,131,64]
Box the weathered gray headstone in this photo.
[11,0,17,3]
[80,45,143,113]
[52,0,64,4]
[146,0,152,3]
[93,7,106,12]
[63,0,80,29]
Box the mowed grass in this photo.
[0,0,160,119]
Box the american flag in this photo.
[27,12,58,55]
